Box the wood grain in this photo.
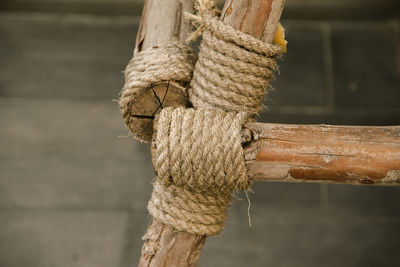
[220,0,285,42]
[139,220,206,267]
[243,123,400,185]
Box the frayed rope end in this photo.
[184,0,221,44]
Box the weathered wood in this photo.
[128,0,194,142]
[139,1,286,266]
[139,220,206,267]
[134,0,193,55]
[220,0,284,42]
[242,123,400,185]
[128,81,189,140]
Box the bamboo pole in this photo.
[139,0,286,266]
[242,123,400,185]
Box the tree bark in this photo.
[139,1,286,266]
[128,0,194,142]
[242,123,400,185]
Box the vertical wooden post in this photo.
[134,0,193,55]
[139,1,285,266]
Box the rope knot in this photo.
[154,107,250,192]
[148,107,250,235]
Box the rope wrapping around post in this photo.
[120,43,196,142]
[136,0,287,265]
[149,107,249,235]
[119,0,196,143]
[146,0,282,236]
[187,13,282,116]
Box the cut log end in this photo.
[127,81,189,142]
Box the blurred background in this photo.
[0,0,400,266]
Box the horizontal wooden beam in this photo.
[242,122,400,185]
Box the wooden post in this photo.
[127,0,194,142]
[139,0,286,266]
[242,123,400,185]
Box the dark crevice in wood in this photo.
[160,81,170,109]
[151,86,163,107]
[132,114,156,119]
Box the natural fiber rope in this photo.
[148,181,231,235]
[119,42,196,142]
[188,14,282,116]
[154,107,249,192]
[147,0,282,236]
[148,107,249,235]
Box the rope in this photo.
[188,14,282,116]
[119,42,196,142]
[147,0,282,236]
[155,107,249,192]
[149,107,249,235]
[148,181,231,235]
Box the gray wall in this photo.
[0,1,399,266]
